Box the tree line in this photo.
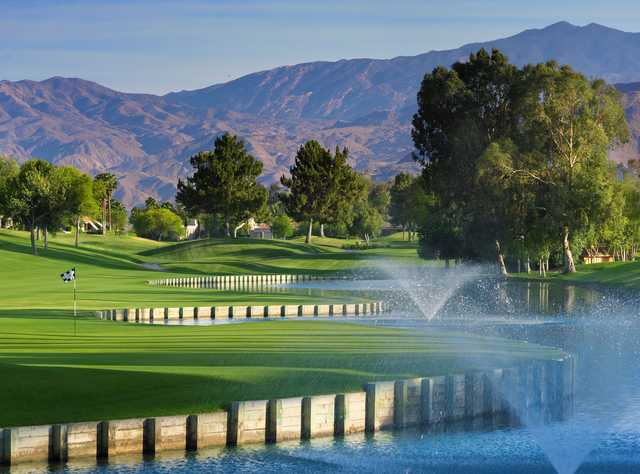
[175,133,419,244]
[411,48,632,273]
[0,158,126,255]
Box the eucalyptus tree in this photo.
[517,64,628,272]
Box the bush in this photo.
[131,208,184,241]
[272,215,294,239]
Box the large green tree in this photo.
[176,133,267,238]
[0,156,19,228]
[55,167,98,248]
[520,65,628,272]
[7,160,55,255]
[412,49,628,273]
[281,141,360,243]
[412,48,520,265]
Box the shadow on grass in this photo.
[0,349,474,427]
[0,237,143,272]
[140,238,341,259]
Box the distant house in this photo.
[581,250,614,264]
[80,216,103,234]
[0,216,12,229]
[247,218,272,239]
[185,219,202,240]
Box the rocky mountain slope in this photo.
[1,21,639,207]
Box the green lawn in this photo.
[0,318,561,427]
[0,229,561,427]
[140,234,424,275]
[0,230,394,312]
[512,260,640,291]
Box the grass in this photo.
[0,230,396,311]
[512,260,640,291]
[0,229,561,427]
[0,318,561,427]
[141,234,424,275]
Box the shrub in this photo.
[131,208,184,241]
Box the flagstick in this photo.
[73,269,77,337]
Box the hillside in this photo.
[1,21,640,206]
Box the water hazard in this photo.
[19,270,640,473]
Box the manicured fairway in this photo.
[0,318,561,427]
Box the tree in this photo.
[389,173,413,240]
[0,156,19,228]
[110,200,128,234]
[520,65,629,272]
[131,208,184,241]
[53,166,97,248]
[271,215,294,239]
[94,173,118,235]
[412,48,520,264]
[368,180,391,218]
[350,201,384,243]
[281,141,360,243]
[411,49,629,274]
[176,133,268,238]
[7,160,55,255]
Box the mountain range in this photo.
[1,21,640,207]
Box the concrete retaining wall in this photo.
[227,400,268,446]
[186,412,227,450]
[365,381,395,432]
[0,357,574,467]
[98,419,144,457]
[101,300,385,324]
[143,416,187,454]
[301,394,335,439]
[148,274,334,288]
[335,392,366,436]
[266,397,302,443]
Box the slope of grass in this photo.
[513,261,640,290]
[142,234,423,275]
[0,318,561,427]
[0,230,364,312]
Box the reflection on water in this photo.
[17,415,640,474]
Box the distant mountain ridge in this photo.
[1,21,640,207]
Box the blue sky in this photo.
[2,0,639,94]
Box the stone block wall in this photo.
[227,400,268,446]
[365,381,395,432]
[266,397,302,443]
[301,395,335,439]
[335,392,366,436]
[186,412,227,450]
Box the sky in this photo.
[2,0,640,95]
